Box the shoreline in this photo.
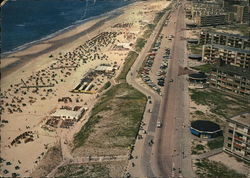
[1,1,134,58]
[1,9,124,78]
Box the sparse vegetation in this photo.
[73,83,147,150]
[56,163,110,178]
[195,159,247,178]
[143,24,156,39]
[117,51,138,82]
[135,38,147,52]
[100,81,111,92]
[190,89,250,118]
[191,141,207,155]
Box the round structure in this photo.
[188,54,202,60]
[189,72,207,83]
[187,39,199,44]
[190,120,222,138]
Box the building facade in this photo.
[233,5,250,24]
[200,30,250,50]
[209,65,250,99]
[202,44,250,69]
[197,14,228,26]
[223,113,250,163]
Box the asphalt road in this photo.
[126,1,193,177]
[154,3,193,178]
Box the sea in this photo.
[1,0,133,55]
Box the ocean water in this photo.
[1,0,133,54]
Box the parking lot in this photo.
[139,23,173,95]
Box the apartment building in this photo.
[209,64,250,99]
[197,13,229,26]
[223,113,250,163]
[233,5,250,24]
[199,30,250,50]
[202,44,250,69]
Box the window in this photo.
[228,137,232,141]
[227,144,232,147]
[229,129,234,134]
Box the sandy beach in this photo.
[0,1,169,177]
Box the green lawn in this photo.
[188,44,202,54]
[191,64,214,73]
[190,89,250,118]
[195,159,247,178]
[117,51,138,82]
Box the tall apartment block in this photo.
[209,65,250,98]
[202,44,250,69]
[233,5,250,24]
[223,113,250,163]
[197,14,229,26]
[199,30,250,50]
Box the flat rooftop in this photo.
[229,113,250,127]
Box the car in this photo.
[157,121,162,128]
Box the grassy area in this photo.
[195,159,247,178]
[116,51,138,82]
[99,81,111,92]
[188,44,202,54]
[73,83,147,151]
[135,38,147,52]
[190,89,250,118]
[143,24,156,39]
[207,137,224,150]
[56,163,110,178]
[191,64,214,73]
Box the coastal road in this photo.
[153,2,194,178]
[126,4,172,177]
[126,1,193,177]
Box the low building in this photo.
[50,107,86,121]
[187,38,199,44]
[209,65,250,99]
[202,44,250,69]
[188,54,202,60]
[190,120,222,138]
[223,113,250,163]
[95,65,113,73]
[189,72,208,83]
[199,30,250,50]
